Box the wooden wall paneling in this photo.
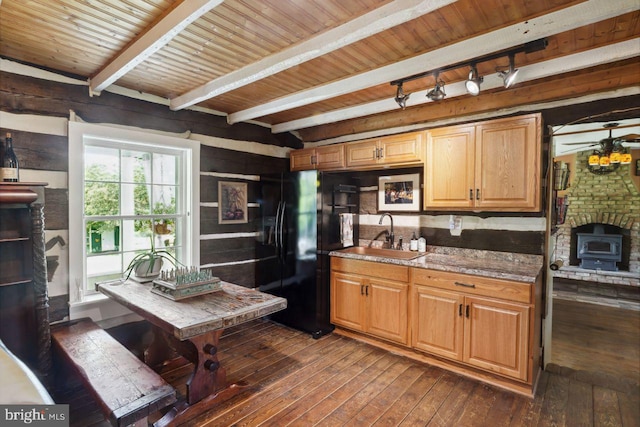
[199,237,256,265]
[207,264,256,288]
[48,295,70,323]
[202,178,260,206]
[0,129,68,172]
[200,175,217,203]
[200,206,260,235]
[422,228,545,255]
[43,189,69,231]
[0,72,301,148]
[200,145,289,175]
[540,95,640,127]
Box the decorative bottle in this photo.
[418,235,427,253]
[2,132,19,182]
[410,232,418,251]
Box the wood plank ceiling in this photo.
[0,0,638,142]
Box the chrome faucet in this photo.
[378,212,394,249]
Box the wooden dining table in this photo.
[97,279,287,426]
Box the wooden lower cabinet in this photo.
[413,285,529,381]
[412,286,464,360]
[331,257,541,396]
[463,296,529,381]
[331,258,409,345]
[331,272,366,331]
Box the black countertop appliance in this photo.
[257,171,358,338]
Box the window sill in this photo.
[69,292,108,307]
[69,292,142,328]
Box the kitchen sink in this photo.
[338,246,424,260]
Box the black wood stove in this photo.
[577,225,622,271]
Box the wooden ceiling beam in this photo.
[272,38,639,133]
[169,0,456,111]
[226,0,637,126]
[297,58,640,142]
[89,0,223,95]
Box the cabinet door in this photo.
[345,139,379,168]
[290,148,316,171]
[315,145,345,170]
[475,114,540,211]
[331,272,366,331]
[463,296,530,381]
[378,132,423,166]
[425,125,475,209]
[412,285,464,360]
[368,279,408,345]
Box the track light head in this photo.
[498,54,519,88]
[394,84,410,109]
[465,65,483,95]
[426,74,446,101]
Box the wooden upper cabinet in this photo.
[346,132,423,169]
[290,144,345,171]
[475,115,540,210]
[425,113,541,211]
[424,125,476,209]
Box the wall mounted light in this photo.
[465,64,483,95]
[394,83,410,109]
[498,53,519,88]
[426,73,446,101]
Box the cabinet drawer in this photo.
[412,268,531,304]
[331,257,409,283]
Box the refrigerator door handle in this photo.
[279,201,287,262]
[275,201,282,253]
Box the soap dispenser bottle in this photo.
[410,232,418,251]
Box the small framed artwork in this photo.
[218,181,248,224]
[378,173,420,212]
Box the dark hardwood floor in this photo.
[54,308,640,427]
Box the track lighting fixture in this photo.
[498,53,519,88]
[394,83,410,109]
[389,38,547,109]
[426,73,446,101]
[465,64,483,95]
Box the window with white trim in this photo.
[68,122,199,300]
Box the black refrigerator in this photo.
[257,171,358,339]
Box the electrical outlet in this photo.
[449,215,462,230]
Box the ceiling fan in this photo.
[564,123,639,174]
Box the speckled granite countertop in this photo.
[329,245,544,283]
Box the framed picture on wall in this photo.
[218,181,248,224]
[378,173,420,212]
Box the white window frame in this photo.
[68,121,200,303]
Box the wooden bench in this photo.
[51,319,176,427]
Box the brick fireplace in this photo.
[553,151,639,288]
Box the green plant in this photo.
[123,240,181,279]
